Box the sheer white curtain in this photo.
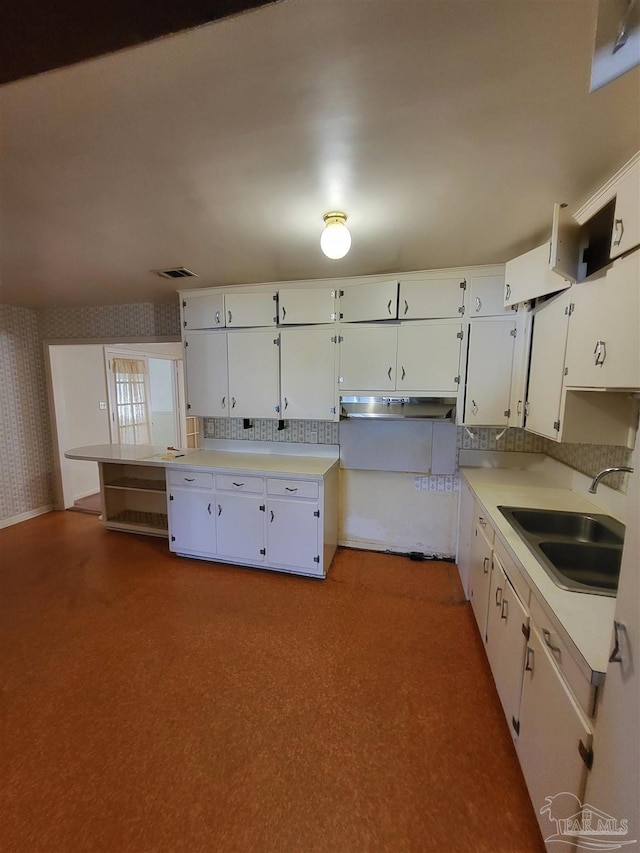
[112,357,151,445]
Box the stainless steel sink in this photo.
[498,506,625,597]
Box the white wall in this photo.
[49,345,110,505]
[148,358,177,447]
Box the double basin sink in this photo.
[498,506,625,597]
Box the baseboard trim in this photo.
[0,505,55,529]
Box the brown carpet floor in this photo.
[0,511,544,853]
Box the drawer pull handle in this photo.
[542,629,561,653]
[475,296,482,313]
[478,516,486,527]
[505,283,511,301]
[612,217,624,247]
[221,396,226,409]
[207,503,211,515]
[184,477,195,482]
[218,504,222,516]
[403,299,409,315]
[270,510,274,522]
[215,310,221,325]
[500,599,508,621]
[495,586,502,607]
[524,647,534,672]
[285,487,297,492]
[387,366,392,381]
[387,299,393,315]
[228,309,232,324]
[482,556,490,574]
[232,482,244,488]
[609,620,625,664]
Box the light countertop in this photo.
[461,465,618,682]
[65,444,339,478]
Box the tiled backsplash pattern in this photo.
[204,418,340,444]
[38,301,180,339]
[0,305,55,518]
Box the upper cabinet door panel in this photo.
[225,291,277,327]
[280,327,338,420]
[550,202,580,283]
[564,251,640,390]
[339,279,399,322]
[182,293,225,329]
[463,317,516,426]
[610,160,640,260]
[184,331,229,418]
[396,320,462,394]
[399,277,465,319]
[468,275,509,317]
[338,325,397,391]
[278,287,337,325]
[227,330,280,418]
[504,243,571,306]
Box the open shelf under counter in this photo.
[99,460,169,538]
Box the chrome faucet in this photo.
[588,466,634,494]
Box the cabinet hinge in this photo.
[459,280,467,290]
[260,548,266,556]
[454,375,461,384]
[330,406,337,414]
[259,504,265,512]
[456,330,464,340]
[504,409,511,417]
[458,305,465,315]
[521,622,530,641]
[183,320,187,327]
[553,419,561,432]
[331,335,344,343]
[578,740,593,770]
[314,510,320,518]
[272,294,278,301]
[184,340,189,347]
[273,316,278,323]
[182,300,186,307]
[339,290,344,297]
[171,535,176,542]
[187,403,191,410]
[564,366,569,376]
[169,494,174,501]
[569,302,575,315]
[340,313,344,319]
[510,328,517,337]
[314,555,320,563]
[330,312,338,321]
[273,337,280,346]
[511,716,520,736]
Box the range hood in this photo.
[339,396,456,420]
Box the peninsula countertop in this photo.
[461,464,619,681]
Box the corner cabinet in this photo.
[168,462,339,578]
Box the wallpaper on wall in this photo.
[0,305,55,519]
[38,301,180,340]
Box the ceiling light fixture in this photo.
[320,211,351,259]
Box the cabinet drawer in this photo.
[475,511,494,545]
[493,537,531,608]
[167,470,214,489]
[216,474,264,493]
[529,595,596,717]
[267,478,319,499]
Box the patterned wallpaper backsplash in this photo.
[204,419,634,492]
[38,301,180,339]
[0,305,55,518]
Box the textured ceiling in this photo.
[1,0,639,308]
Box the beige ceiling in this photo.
[1,0,638,309]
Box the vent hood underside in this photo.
[340,396,456,420]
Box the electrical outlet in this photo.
[99,401,107,410]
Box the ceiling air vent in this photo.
[153,267,198,279]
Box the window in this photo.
[111,357,151,445]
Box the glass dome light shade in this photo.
[320,212,351,259]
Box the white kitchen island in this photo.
[65,442,340,578]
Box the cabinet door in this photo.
[485,556,529,736]
[225,291,277,327]
[517,627,593,844]
[463,317,515,426]
[216,494,265,562]
[508,309,533,429]
[525,290,571,440]
[564,252,639,389]
[468,522,493,639]
[279,287,337,325]
[467,275,508,317]
[280,327,338,420]
[227,330,280,418]
[267,498,321,572]
[184,331,229,417]
[338,325,397,392]
[168,487,216,555]
[550,202,580,283]
[610,159,640,259]
[339,279,398,321]
[396,320,462,394]
[399,277,464,319]
[504,243,571,306]
[182,293,225,329]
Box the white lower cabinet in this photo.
[167,463,338,577]
[468,519,493,637]
[517,626,593,845]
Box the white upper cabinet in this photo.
[508,309,533,429]
[467,274,509,316]
[227,329,280,418]
[564,251,640,390]
[610,158,640,260]
[396,320,462,394]
[184,330,229,417]
[182,292,225,329]
[338,325,397,391]
[398,276,465,319]
[225,291,278,327]
[280,326,339,420]
[462,317,516,426]
[338,278,399,322]
[278,286,337,325]
[550,202,580,283]
[504,243,571,307]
